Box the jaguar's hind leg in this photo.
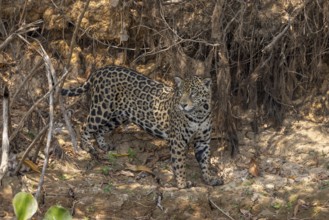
[80,123,98,154]
[95,128,115,151]
[94,114,128,151]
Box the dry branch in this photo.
[262,19,291,54]
[0,34,15,51]
[0,20,42,51]
[34,43,55,201]
[14,124,49,175]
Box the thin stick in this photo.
[10,58,43,107]
[67,0,90,67]
[35,44,55,201]
[32,131,47,163]
[60,0,90,152]
[208,198,235,220]
[14,124,49,175]
[0,86,10,182]
[262,18,291,54]
[0,33,15,51]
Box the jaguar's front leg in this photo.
[194,136,224,186]
[169,139,190,189]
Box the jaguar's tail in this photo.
[61,80,91,97]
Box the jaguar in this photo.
[61,65,223,188]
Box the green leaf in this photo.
[43,205,72,220]
[12,192,38,220]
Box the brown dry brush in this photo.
[130,0,329,154]
[1,0,329,162]
[227,0,329,122]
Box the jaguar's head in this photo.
[174,76,212,114]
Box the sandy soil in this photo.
[1,114,329,220]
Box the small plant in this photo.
[26,131,36,139]
[101,166,111,175]
[12,192,38,220]
[243,188,253,196]
[108,152,117,165]
[103,182,113,193]
[286,201,293,210]
[321,150,327,157]
[319,180,329,190]
[127,148,137,159]
[271,201,282,210]
[86,206,95,213]
[242,180,255,186]
[12,192,72,220]
[44,205,72,220]
[59,173,68,180]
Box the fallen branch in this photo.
[0,86,10,182]
[209,198,235,220]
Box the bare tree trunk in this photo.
[0,86,10,182]
[211,0,238,156]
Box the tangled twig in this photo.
[209,198,235,220]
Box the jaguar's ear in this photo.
[203,78,212,88]
[174,76,183,87]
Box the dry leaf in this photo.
[249,158,259,177]
[293,203,299,217]
[240,208,253,218]
[125,163,153,175]
[118,170,135,177]
[23,159,40,173]
[294,198,310,217]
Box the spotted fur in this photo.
[62,65,223,188]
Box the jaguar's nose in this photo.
[180,103,188,109]
[179,103,190,111]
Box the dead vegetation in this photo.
[1,0,329,219]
